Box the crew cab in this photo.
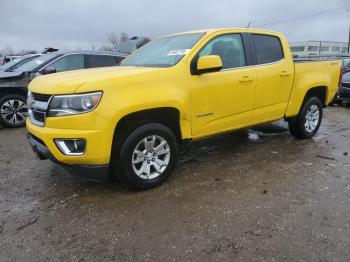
[26,28,342,190]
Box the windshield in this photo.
[121,33,204,67]
[15,53,58,72]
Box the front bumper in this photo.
[27,133,110,182]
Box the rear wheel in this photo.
[288,97,323,139]
[0,94,28,128]
[112,123,178,190]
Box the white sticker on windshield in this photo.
[167,49,191,56]
[35,60,44,65]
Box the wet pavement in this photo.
[1,106,350,261]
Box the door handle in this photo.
[280,71,291,77]
[239,76,253,82]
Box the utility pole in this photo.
[347,9,350,53]
[348,24,350,53]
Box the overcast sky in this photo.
[0,0,349,52]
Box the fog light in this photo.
[55,139,86,156]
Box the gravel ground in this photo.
[0,106,350,262]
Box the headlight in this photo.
[48,92,102,117]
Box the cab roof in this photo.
[166,28,282,37]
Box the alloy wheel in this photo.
[0,99,28,125]
[304,104,320,132]
[131,135,171,180]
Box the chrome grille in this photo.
[32,92,51,102]
[28,92,51,127]
[32,110,46,123]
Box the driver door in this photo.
[189,33,256,138]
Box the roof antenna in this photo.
[247,21,252,28]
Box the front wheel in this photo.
[0,94,28,128]
[112,123,178,190]
[288,97,323,139]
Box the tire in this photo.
[288,97,323,139]
[112,123,178,190]
[0,94,28,128]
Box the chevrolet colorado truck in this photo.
[26,28,342,190]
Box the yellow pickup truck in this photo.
[26,28,342,190]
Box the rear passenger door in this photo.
[250,34,294,123]
[85,55,121,68]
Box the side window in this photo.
[251,34,284,64]
[47,54,84,72]
[199,34,246,69]
[86,55,119,68]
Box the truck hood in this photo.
[0,70,25,80]
[0,71,31,88]
[29,66,166,95]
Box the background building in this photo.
[290,41,349,56]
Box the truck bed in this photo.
[291,59,341,107]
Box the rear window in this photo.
[252,34,284,65]
[86,55,120,68]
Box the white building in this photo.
[290,41,349,56]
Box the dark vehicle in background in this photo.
[342,57,350,74]
[0,54,40,72]
[0,51,123,127]
[338,72,350,104]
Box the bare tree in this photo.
[17,49,37,55]
[107,32,130,50]
[100,46,114,52]
[0,46,14,55]
[120,32,129,42]
[108,32,119,50]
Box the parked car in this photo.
[26,28,342,190]
[0,54,40,72]
[338,71,350,104]
[0,55,13,65]
[342,58,350,74]
[0,50,123,127]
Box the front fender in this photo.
[112,101,191,139]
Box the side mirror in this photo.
[194,55,223,75]
[40,66,56,75]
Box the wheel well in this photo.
[0,87,27,98]
[114,107,182,144]
[304,86,327,106]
